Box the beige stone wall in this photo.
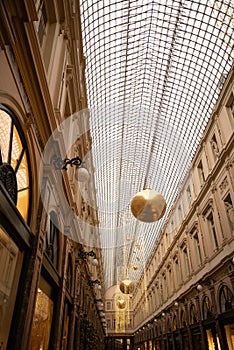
[132,64,234,331]
[0,0,105,349]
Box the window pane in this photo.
[0,110,11,162]
[0,107,30,222]
[28,288,54,350]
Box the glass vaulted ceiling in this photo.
[80,0,234,290]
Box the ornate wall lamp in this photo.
[94,299,104,308]
[88,279,102,290]
[197,284,203,292]
[53,156,89,182]
[79,249,98,266]
[94,299,103,304]
[197,279,211,291]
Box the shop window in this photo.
[28,288,54,349]
[45,211,59,270]
[224,324,234,349]
[219,285,233,313]
[0,105,30,221]
[0,226,23,348]
[206,329,221,350]
[62,302,70,349]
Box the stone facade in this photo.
[104,65,234,350]
[0,1,105,349]
[131,64,234,349]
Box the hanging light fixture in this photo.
[54,156,89,182]
[131,188,166,223]
[119,279,135,294]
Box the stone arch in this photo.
[202,295,213,320]
[219,284,234,313]
[189,303,198,324]
[180,309,187,328]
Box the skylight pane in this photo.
[80,0,234,289]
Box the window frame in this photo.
[0,104,31,223]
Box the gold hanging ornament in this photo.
[119,279,135,294]
[131,188,166,223]
[116,298,126,309]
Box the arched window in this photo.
[180,310,187,327]
[173,315,177,330]
[0,105,30,221]
[167,318,171,332]
[190,304,197,324]
[219,285,233,313]
[66,254,73,293]
[45,211,59,269]
[202,296,212,319]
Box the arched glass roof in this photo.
[80,0,234,289]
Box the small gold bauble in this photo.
[133,265,138,271]
[119,279,135,294]
[131,188,166,223]
[117,298,126,309]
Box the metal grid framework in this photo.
[80,0,234,290]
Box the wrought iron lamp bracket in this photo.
[88,279,101,287]
[79,249,96,260]
[53,156,83,170]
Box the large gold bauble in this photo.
[119,279,135,294]
[131,188,166,223]
[117,298,126,309]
